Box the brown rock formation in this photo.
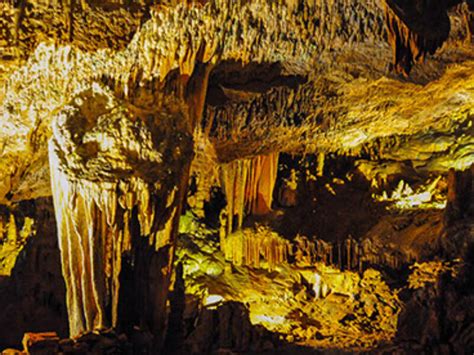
[444,165,473,226]
[22,332,59,354]
[384,0,462,76]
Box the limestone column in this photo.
[48,83,194,348]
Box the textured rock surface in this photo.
[48,82,194,344]
[176,215,402,351]
[0,0,472,205]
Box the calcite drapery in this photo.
[220,153,279,235]
[49,83,193,340]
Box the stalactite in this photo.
[384,0,459,76]
[224,227,290,271]
[65,0,74,42]
[316,152,325,177]
[13,0,27,54]
[220,153,279,235]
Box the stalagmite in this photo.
[313,272,322,299]
[48,82,193,345]
[7,213,18,245]
[294,235,316,266]
[278,169,298,207]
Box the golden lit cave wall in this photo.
[6,0,472,207]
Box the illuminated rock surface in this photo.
[0,0,473,353]
[176,214,401,351]
[0,1,472,204]
[48,82,193,340]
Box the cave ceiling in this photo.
[0,0,473,204]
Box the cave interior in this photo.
[0,0,473,354]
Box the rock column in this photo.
[48,82,194,350]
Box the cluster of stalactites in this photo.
[205,82,322,160]
[48,140,178,337]
[219,153,279,237]
[113,0,384,90]
[293,235,406,271]
[224,227,290,271]
[10,0,89,46]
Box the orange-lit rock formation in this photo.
[384,0,458,75]
[220,153,279,233]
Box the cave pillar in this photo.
[47,68,211,349]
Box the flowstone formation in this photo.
[48,83,193,344]
[220,153,279,233]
